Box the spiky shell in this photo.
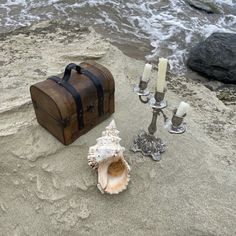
[88,120,125,168]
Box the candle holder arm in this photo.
[160,109,168,123]
[139,95,150,104]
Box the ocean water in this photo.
[0,0,236,73]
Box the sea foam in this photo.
[0,0,235,73]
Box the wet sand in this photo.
[0,21,236,236]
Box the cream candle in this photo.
[142,63,152,82]
[176,101,190,117]
[156,58,168,92]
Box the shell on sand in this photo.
[88,120,130,194]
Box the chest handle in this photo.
[62,63,82,82]
[62,63,104,116]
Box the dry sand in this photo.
[0,21,236,236]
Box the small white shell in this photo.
[88,120,130,194]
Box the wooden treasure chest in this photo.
[30,61,115,145]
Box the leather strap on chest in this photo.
[81,68,104,115]
[48,76,84,129]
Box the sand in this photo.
[0,21,235,236]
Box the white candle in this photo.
[176,101,190,117]
[156,58,168,92]
[142,63,152,82]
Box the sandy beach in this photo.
[0,21,236,236]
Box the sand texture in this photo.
[0,22,236,236]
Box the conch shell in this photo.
[88,120,130,194]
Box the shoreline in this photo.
[1,19,236,103]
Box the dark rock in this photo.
[187,33,236,84]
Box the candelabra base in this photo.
[131,130,166,161]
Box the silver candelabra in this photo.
[131,78,187,161]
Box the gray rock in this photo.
[187,33,236,84]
